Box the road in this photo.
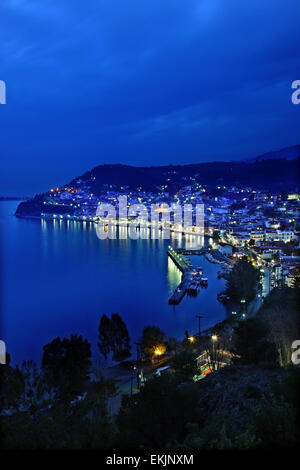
[104,357,170,415]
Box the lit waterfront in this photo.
[1,201,227,365]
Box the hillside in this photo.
[74,157,300,194]
[247,144,300,162]
[15,147,300,217]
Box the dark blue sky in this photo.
[0,0,299,195]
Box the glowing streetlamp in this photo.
[211,334,218,358]
[240,298,247,316]
[196,315,204,336]
[188,336,195,343]
[154,346,164,356]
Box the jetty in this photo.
[167,246,208,305]
[175,247,208,256]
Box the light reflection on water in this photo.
[167,257,182,294]
[1,202,227,365]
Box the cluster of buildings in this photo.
[41,179,300,291]
[42,183,175,219]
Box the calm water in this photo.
[0,201,227,365]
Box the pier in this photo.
[167,246,207,305]
[175,247,208,255]
[167,246,193,272]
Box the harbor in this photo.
[3,201,228,366]
[168,246,209,305]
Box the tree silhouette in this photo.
[42,334,91,399]
[212,230,221,243]
[170,350,198,382]
[226,258,259,303]
[117,374,198,448]
[98,314,112,360]
[98,313,131,362]
[141,325,166,358]
[110,314,131,362]
[231,318,278,365]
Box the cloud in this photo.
[0,0,299,194]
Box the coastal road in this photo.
[105,357,170,415]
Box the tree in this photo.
[290,268,300,288]
[166,336,180,354]
[171,350,198,382]
[0,354,25,411]
[258,286,300,366]
[110,314,131,362]
[141,325,166,359]
[98,314,111,360]
[117,374,198,448]
[212,230,221,244]
[20,360,49,411]
[231,318,278,365]
[42,334,91,399]
[98,313,131,362]
[92,360,118,399]
[249,238,255,246]
[1,389,118,449]
[251,396,299,449]
[226,258,260,304]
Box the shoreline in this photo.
[14,212,210,237]
[6,204,230,369]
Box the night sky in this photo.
[0,0,300,196]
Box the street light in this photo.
[154,346,164,356]
[240,298,247,316]
[134,342,141,389]
[188,336,195,343]
[131,366,136,396]
[211,334,217,353]
[196,315,204,337]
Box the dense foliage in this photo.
[141,325,167,358]
[1,289,299,450]
[258,287,300,366]
[170,350,199,382]
[231,317,279,365]
[98,313,131,362]
[226,258,260,303]
[42,334,92,399]
[116,375,199,448]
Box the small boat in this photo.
[187,282,199,295]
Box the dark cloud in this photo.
[0,0,299,194]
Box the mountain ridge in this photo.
[245,144,300,162]
[15,145,300,217]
